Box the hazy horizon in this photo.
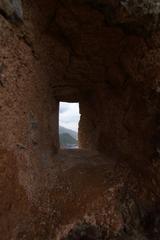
[59,102,80,132]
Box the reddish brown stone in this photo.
[0,0,160,239]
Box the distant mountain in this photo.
[59,133,77,147]
[59,126,78,140]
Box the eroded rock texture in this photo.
[0,0,160,239]
[0,0,23,22]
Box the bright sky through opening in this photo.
[59,102,80,132]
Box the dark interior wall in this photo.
[79,75,159,193]
[0,0,160,238]
[79,78,159,176]
[0,2,61,234]
[78,92,100,150]
[48,0,160,197]
[0,0,159,195]
[96,84,155,167]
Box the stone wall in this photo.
[0,0,160,239]
[0,2,60,236]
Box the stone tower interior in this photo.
[0,0,160,239]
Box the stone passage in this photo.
[0,0,160,239]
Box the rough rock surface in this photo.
[0,0,23,22]
[0,0,160,239]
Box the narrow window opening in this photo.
[59,102,80,149]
